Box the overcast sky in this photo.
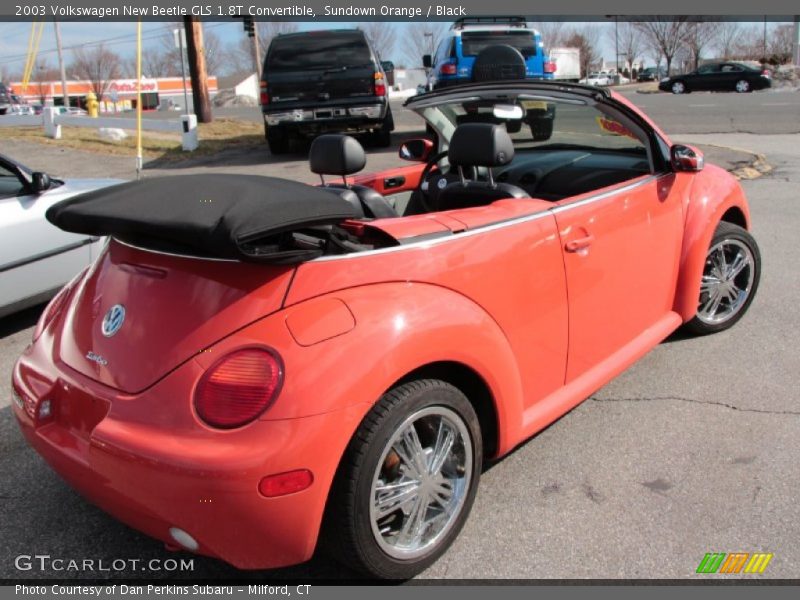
[0,19,786,78]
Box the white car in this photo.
[579,71,613,86]
[0,154,121,318]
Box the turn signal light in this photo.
[194,347,283,429]
[258,469,314,497]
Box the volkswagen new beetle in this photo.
[12,81,760,579]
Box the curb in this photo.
[732,154,773,180]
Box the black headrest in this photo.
[447,123,515,168]
[309,134,366,176]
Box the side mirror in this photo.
[399,138,434,163]
[671,144,704,172]
[381,60,394,73]
[31,171,51,192]
[422,54,432,69]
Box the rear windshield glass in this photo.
[461,31,537,57]
[267,33,372,71]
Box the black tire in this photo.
[528,116,554,141]
[671,80,688,94]
[471,44,526,82]
[371,108,394,148]
[685,222,761,335]
[323,379,482,579]
[266,125,290,155]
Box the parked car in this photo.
[260,29,394,154]
[637,66,665,82]
[0,82,11,115]
[0,154,121,319]
[423,16,555,89]
[14,80,760,579]
[579,71,612,86]
[659,62,772,94]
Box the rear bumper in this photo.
[262,98,388,130]
[11,345,366,570]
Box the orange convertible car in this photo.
[13,82,760,579]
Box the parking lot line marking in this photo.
[761,102,794,106]
[689,104,717,107]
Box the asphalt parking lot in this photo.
[1,93,799,580]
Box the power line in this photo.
[0,22,229,67]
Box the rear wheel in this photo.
[266,125,290,155]
[685,222,761,335]
[735,79,751,93]
[371,108,394,148]
[323,379,482,579]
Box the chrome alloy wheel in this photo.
[697,238,755,325]
[672,81,686,94]
[735,79,750,93]
[369,406,472,560]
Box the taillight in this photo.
[374,71,386,97]
[761,69,771,78]
[544,61,556,74]
[440,63,457,76]
[194,347,283,429]
[32,268,86,342]
[260,81,269,105]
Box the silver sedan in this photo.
[0,153,121,318]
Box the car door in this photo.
[719,63,744,91]
[0,159,90,315]
[549,107,684,381]
[691,64,721,90]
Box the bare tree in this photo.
[614,22,644,74]
[404,22,449,67]
[361,22,398,60]
[535,22,568,49]
[685,20,721,70]
[70,43,121,99]
[564,25,601,78]
[635,18,689,76]
[713,22,741,61]
[731,24,763,61]
[767,23,794,64]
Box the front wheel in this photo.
[323,379,482,579]
[685,222,761,335]
[671,81,687,94]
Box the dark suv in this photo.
[260,29,394,154]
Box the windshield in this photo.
[461,31,537,57]
[267,32,372,71]
[416,96,648,155]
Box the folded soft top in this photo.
[46,174,359,263]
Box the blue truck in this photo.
[423,17,555,89]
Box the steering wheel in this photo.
[416,150,449,213]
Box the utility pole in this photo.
[794,16,800,66]
[183,16,212,123]
[252,26,261,78]
[53,20,69,108]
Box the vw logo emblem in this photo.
[101,304,126,337]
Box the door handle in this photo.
[383,176,406,189]
[565,234,595,253]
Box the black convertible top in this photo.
[46,174,359,263]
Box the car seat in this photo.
[436,123,528,212]
[309,135,397,219]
